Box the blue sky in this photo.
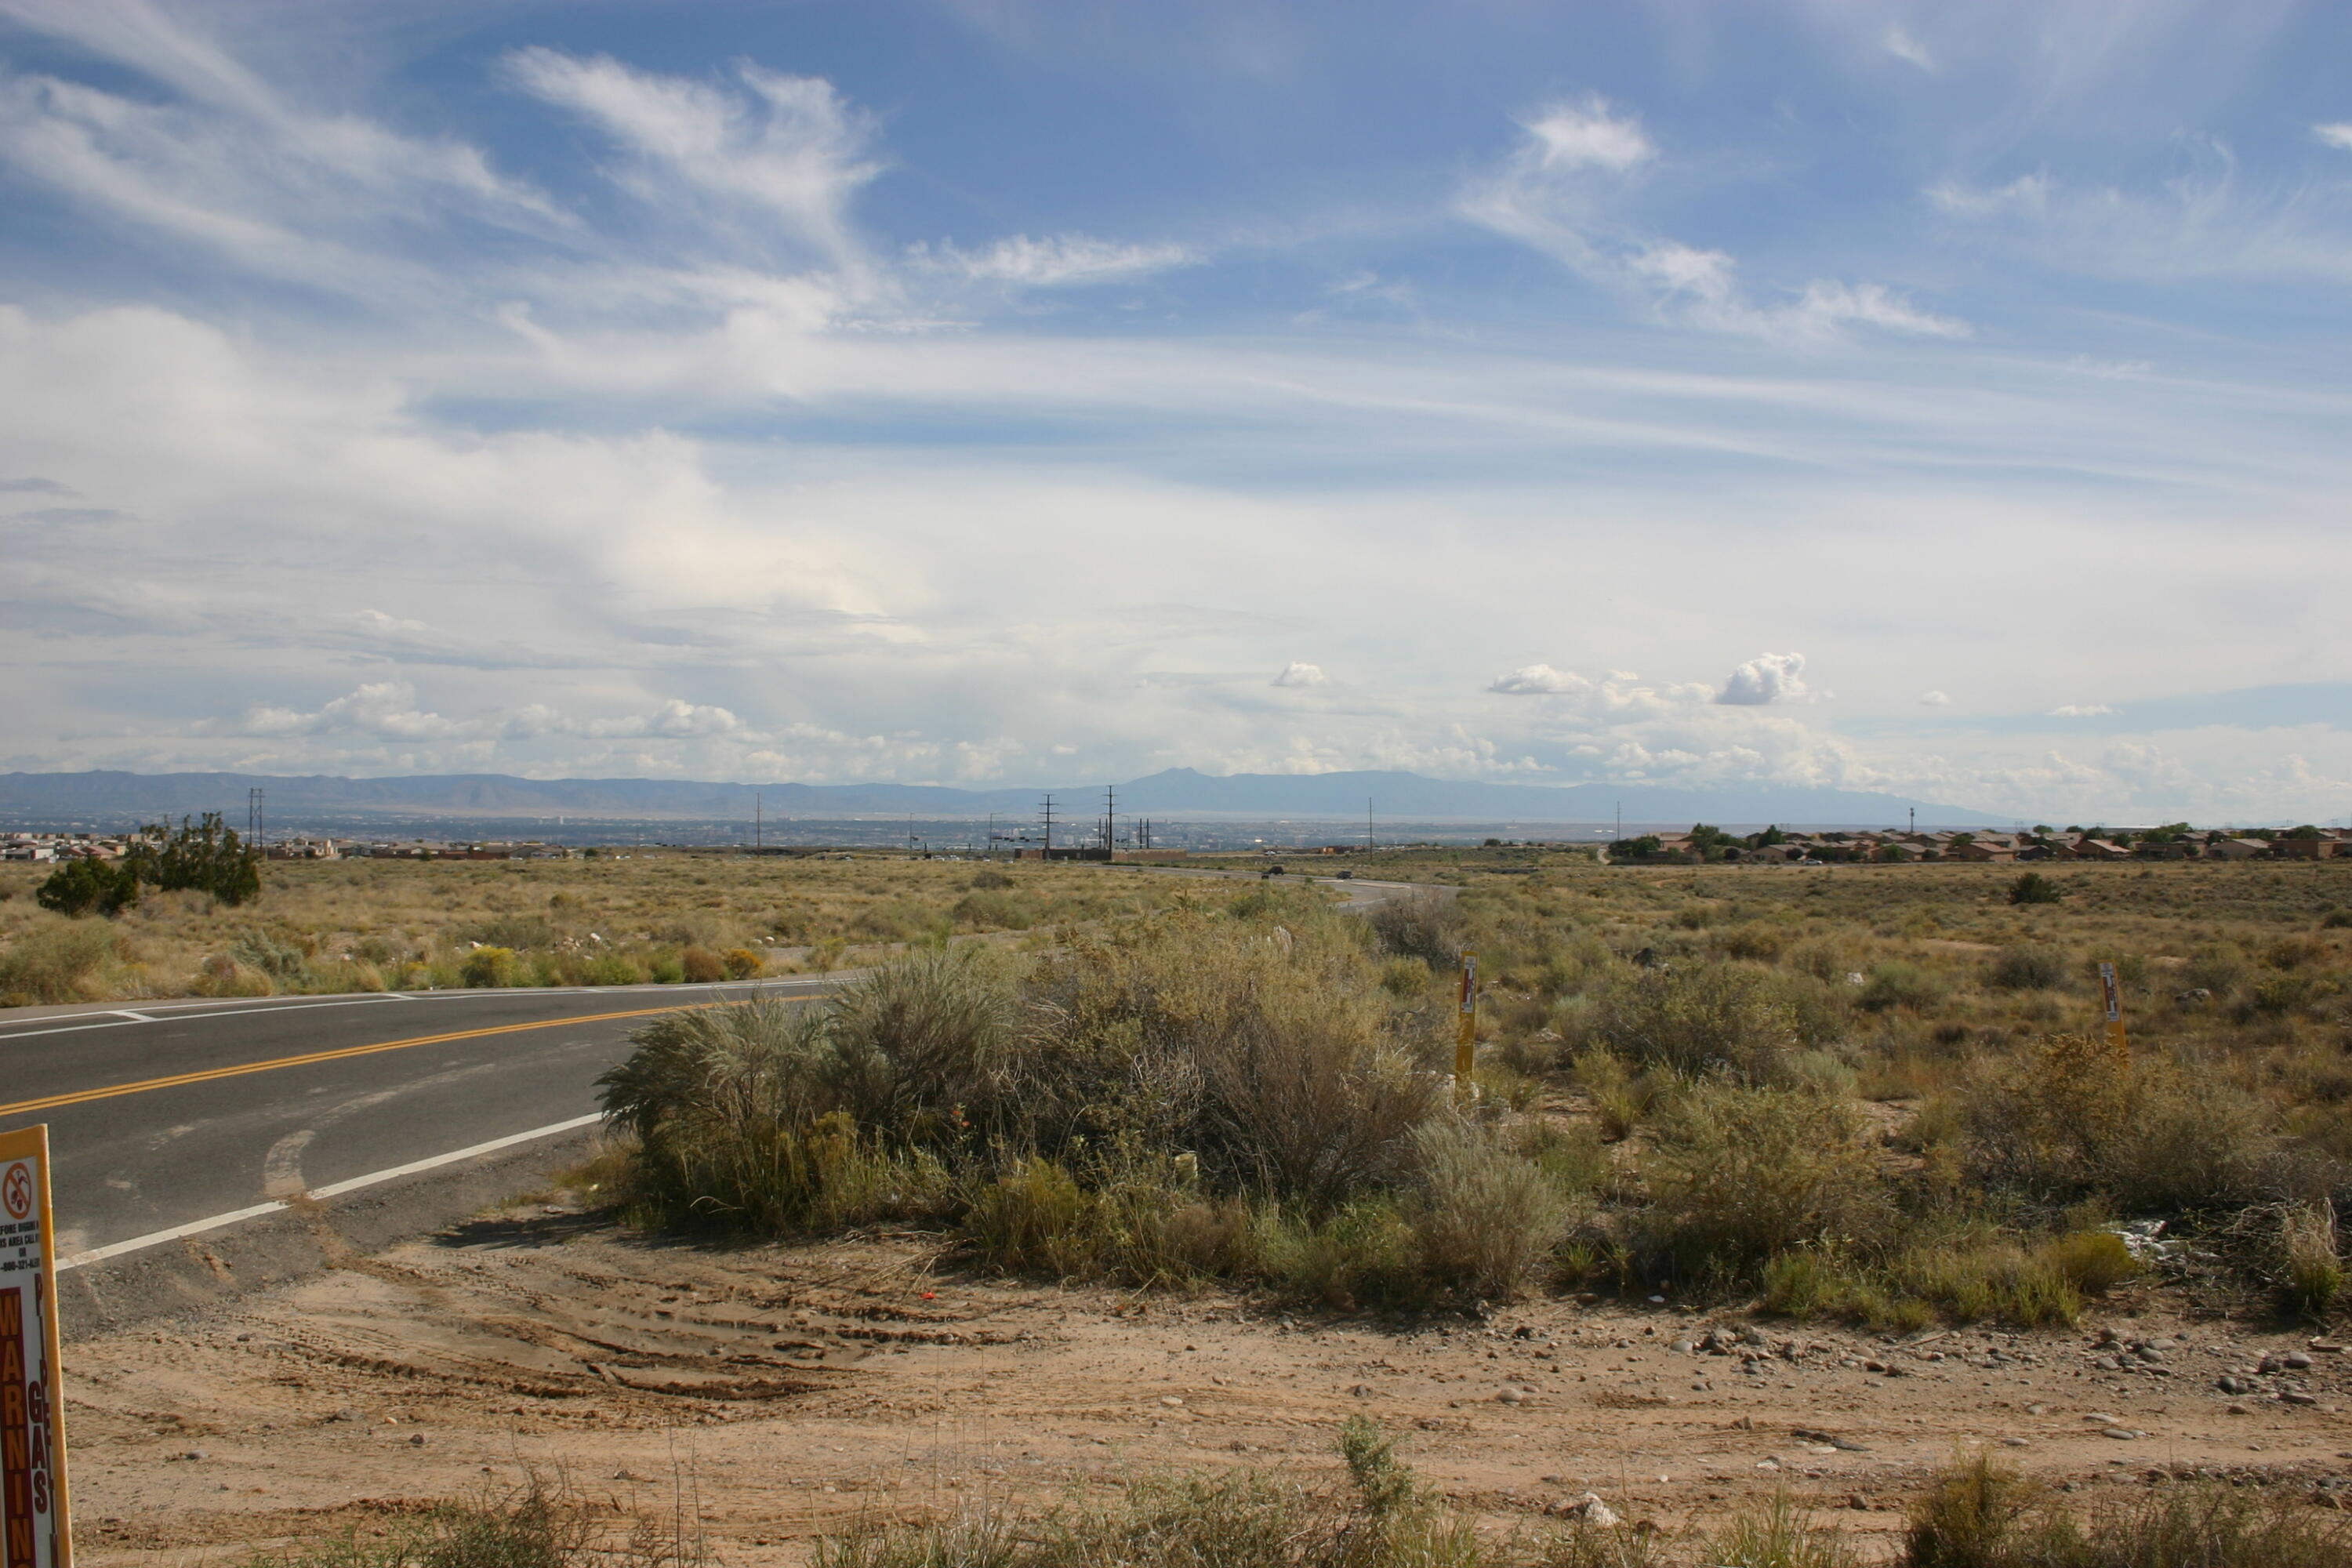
[2,1,2350,821]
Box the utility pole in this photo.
[1367,796,1374,852]
[755,791,762,851]
[986,811,996,860]
[1613,801,1621,843]
[1102,784,1116,855]
[1909,806,1916,835]
[1040,793,1056,858]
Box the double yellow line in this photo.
[0,1004,690,1120]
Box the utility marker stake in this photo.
[1455,949,1479,1098]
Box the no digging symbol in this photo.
[3,1162,30,1221]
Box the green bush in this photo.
[34,857,140,917]
[2007,872,2063,906]
[1365,889,1461,964]
[229,930,312,989]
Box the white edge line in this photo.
[58,1112,607,1272]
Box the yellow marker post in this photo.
[1455,951,1479,1094]
[2098,961,2129,1062]
[0,1124,71,1568]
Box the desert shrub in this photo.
[459,946,518,988]
[582,953,642,986]
[464,913,557,950]
[2182,945,2249,996]
[1256,1196,1421,1310]
[1704,1486,1859,1568]
[968,868,1014,891]
[825,945,1018,1131]
[1888,1242,2082,1328]
[2040,1229,2142,1295]
[2007,872,2063,906]
[599,996,952,1232]
[1989,945,2068,992]
[230,930,313,988]
[1517,1118,1611,1195]
[1906,1449,2352,1568]
[1573,1047,1657,1140]
[1017,915,1439,1207]
[680,945,726,983]
[951,888,1026,929]
[1637,1083,1891,1281]
[1715,922,1786,962]
[646,951,686,984]
[34,857,140,917]
[2278,1202,2343,1316]
[0,920,116,1005]
[1408,1119,1569,1301]
[1366,889,1461,965]
[2323,907,2352,931]
[964,1156,1093,1276]
[1860,960,1948,1013]
[720,946,763,979]
[1905,1449,2045,1568]
[1596,963,1801,1083]
[1958,1035,2271,1214]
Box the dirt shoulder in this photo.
[68,1214,2352,1565]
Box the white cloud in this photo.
[1489,663,1592,695]
[1715,652,1810,706]
[2049,703,2117,717]
[1884,26,1936,71]
[1466,110,1968,344]
[1272,661,1327,688]
[2315,124,2352,152]
[927,233,1197,286]
[1521,97,1654,172]
[504,49,881,271]
[1919,690,1951,706]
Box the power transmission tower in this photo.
[248,787,265,855]
[1102,785,1116,854]
[1039,794,1056,858]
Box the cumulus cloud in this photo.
[1272,661,1327,688]
[928,233,1197,286]
[1489,662,1592,695]
[1715,652,1809,706]
[1521,97,1654,172]
[1920,690,1951,706]
[2050,703,2117,717]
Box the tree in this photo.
[35,857,140,916]
[2008,871,2063,906]
[125,813,263,906]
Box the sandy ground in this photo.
[67,1208,2352,1564]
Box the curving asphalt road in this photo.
[0,978,837,1271]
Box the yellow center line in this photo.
[0,1003,706,1119]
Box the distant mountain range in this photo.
[0,767,2019,828]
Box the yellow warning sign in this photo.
[0,1126,68,1568]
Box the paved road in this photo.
[0,979,836,1269]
